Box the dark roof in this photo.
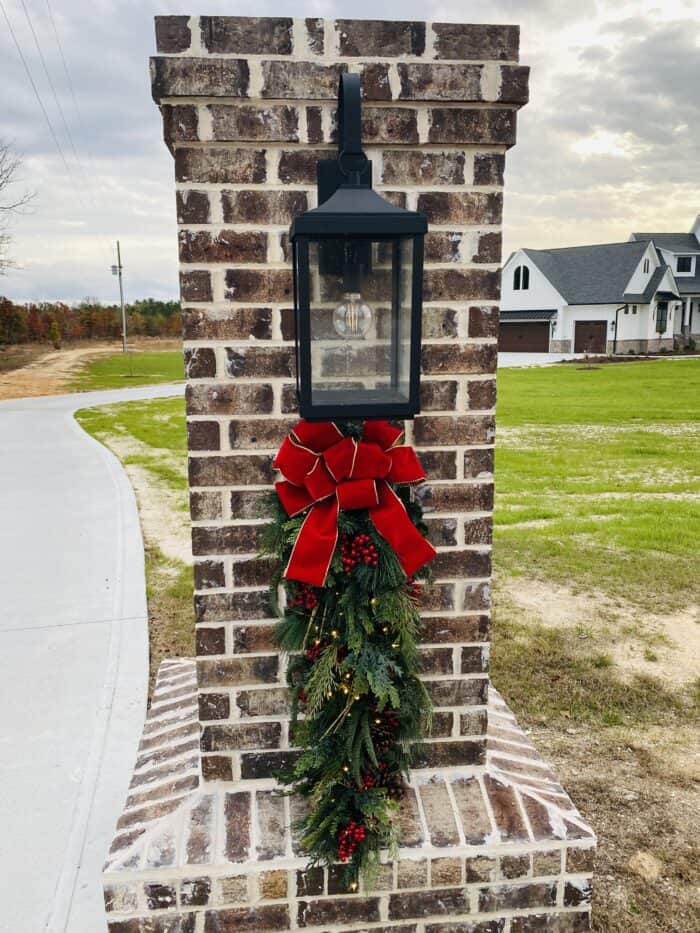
[500,309,557,321]
[631,233,700,253]
[675,274,700,295]
[623,266,678,303]
[522,241,648,304]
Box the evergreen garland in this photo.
[262,421,434,888]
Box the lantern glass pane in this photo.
[306,236,414,410]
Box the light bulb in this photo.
[333,292,373,338]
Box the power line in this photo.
[18,0,88,204]
[43,0,113,266]
[45,0,92,162]
[0,0,74,181]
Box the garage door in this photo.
[574,321,607,354]
[498,322,550,352]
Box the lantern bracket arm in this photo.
[337,72,363,158]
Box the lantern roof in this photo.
[291,183,427,238]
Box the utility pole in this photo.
[111,240,127,352]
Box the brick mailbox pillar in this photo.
[103,16,595,932]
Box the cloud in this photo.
[1,0,699,300]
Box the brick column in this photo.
[101,18,596,932]
[151,15,528,784]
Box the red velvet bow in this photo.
[274,420,436,586]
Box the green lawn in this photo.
[494,359,700,612]
[69,349,184,391]
[76,396,187,493]
[497,358,700,425]
[76,357,699,932]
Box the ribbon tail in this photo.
[284,499,339,587]
[370,482,437,578]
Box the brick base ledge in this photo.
[103,660,595,931]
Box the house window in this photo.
[632,305,637,314]
[656,303,668,333]
[677,256,692,273]
[624,307,629,314]
[643,258,650,273]
[513,265,529,291]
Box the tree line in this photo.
[0,297,182,346]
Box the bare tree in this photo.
[0,141,34,275]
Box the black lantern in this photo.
[290,74,427,420]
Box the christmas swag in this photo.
[263,418,437,886]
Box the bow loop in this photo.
[275,419,436,585]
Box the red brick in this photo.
[187,383,274,416]
[201,16,292,55]
[381,150,466,186]
[194,590,273,623]
[194,560,225,590]
[484,775,530,842]
[414,415,495,446]
[225,346,294,378]
[189,454,275,487]
[468,380,497,410]
[474,153,505,186]
[185,348,216,379]
[336,19,425,56]
[421,615,489,643]
[176,190,210,224]
[465,517,493,545]
[224,269,293,303]
[298,896,380,927]
[428,108,516,146]
[425,678,488,707]
[422,343,497,375]
[424,269,500,302]
[155,15,190,53]
[152,57,250,101]
[203,904,291,930]
[262,61,345,100]
[188,420,220,451]
[433,23,520,62]
[180,271,212,303]
[162,104,198,145]
[399,63,482,100]
[179,230,266,264]
[222,189,308,225]
[200,722,281,752]
[191,525,265,556]
[451,776,492,844]
[417,482,494,513]
[417,191,502,225]
[389,887,469,921]
[175,147,266,184]
[479,883,556,913]
[198,693,230,720]
[469,305,500,338]
[197,656,278,687]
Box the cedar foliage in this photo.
[262,436,433,887]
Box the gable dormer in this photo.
[624,240,659,295]
[690,214,700,245]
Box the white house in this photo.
[499,214,700,354]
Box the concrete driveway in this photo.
[0,383,184,933]
[498,352,583,367]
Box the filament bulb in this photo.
[333,292,373,338]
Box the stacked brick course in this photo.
[103,16,595,931]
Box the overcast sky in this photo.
[1,0,699,303]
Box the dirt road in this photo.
[0,341,180,400]
[0,344,118,400]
